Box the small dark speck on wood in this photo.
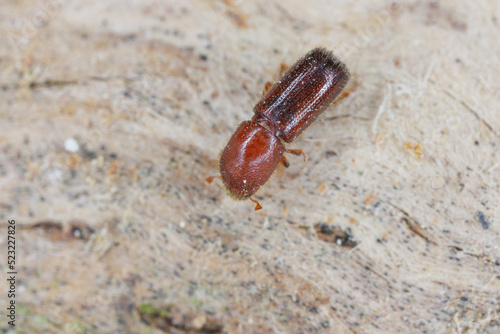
[475,211,490,230]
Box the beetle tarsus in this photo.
[249,196,262,210]
[205,175,221,183]
[280,155,290,168]
[285,149,306,162]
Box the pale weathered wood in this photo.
[0,1,498,333]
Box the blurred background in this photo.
[0,0,499,333]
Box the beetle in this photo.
[208,48,350,210]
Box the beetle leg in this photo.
[262,81,273,96]
[263,63,290,96]
[262,63,290,96]
[280,155,290,168]
[205,175,221,183]
[285,149,306,162]
[249,196,262,211]
[279,63,289,77]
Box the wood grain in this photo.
[0,1,499,333]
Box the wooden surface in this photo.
[1,0,499,333]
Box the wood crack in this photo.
[385,200,436,244]
[1,75,132,91]
[432,80,499,138]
